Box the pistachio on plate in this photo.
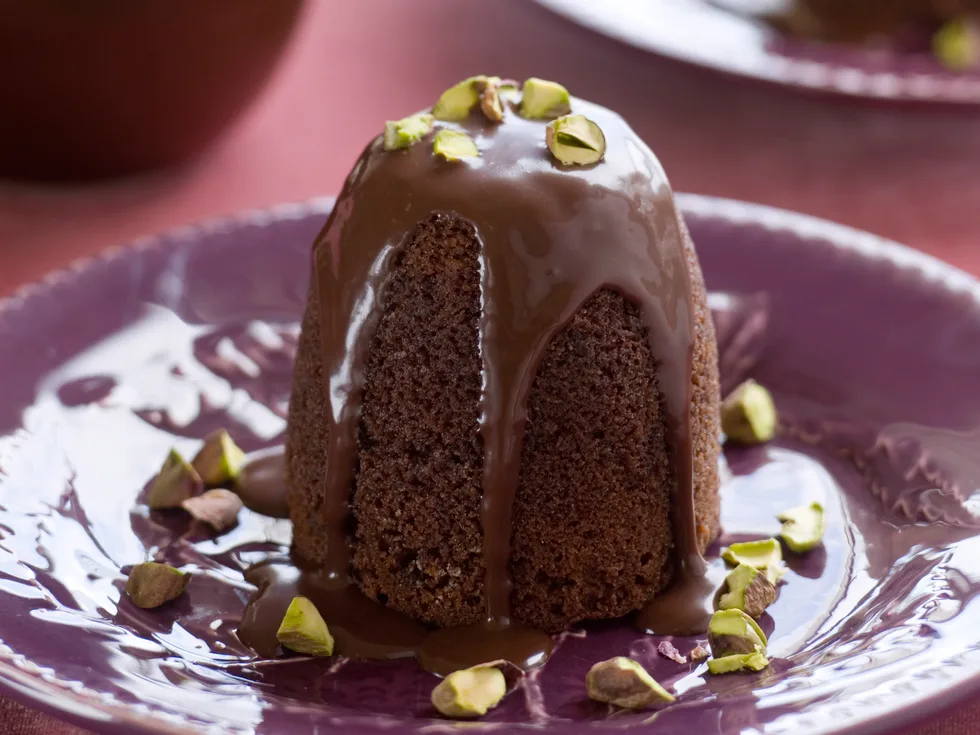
[690,643,711,661]
[657,639,687,665]
[431,663,507,718]
[718,563,777,618]
[433,129,479,161]
[586,657,675,710]
[721,379,777,444]
[181,488,243,532]
[721,538,786,584]
[778,501,826,553]
[707,651,770,675]
[276,596,334,656]
[191,428,246,487]
[708,609,768,658]
[383,112,436,151]
[933,18,980,70]
[125,562,190,609]
[519,77,571,119]
[146,449,203,510]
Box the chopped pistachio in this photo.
[657,639,687,664]
[721,538,786,584]
[191,429,246,487]
[480,80,505,123]
[276,596,334,656]
[125,562,190,609]
[181,488,243,532]
[778,501,826,553]
[147,449,203,510]
[519,77,572,119]
[934,18,980,70]
[707,651,770,675]
[383,112,435,151]
[546,114,606,166]
[690,643,711,661]
[721,379,777,444]
[431,664,507,718]
[718,563,777,618]
[432,76,499,121]
[586,657,675,709]
[433,130,479,161]
[708,609,768,658]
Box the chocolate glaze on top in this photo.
[306,92,705,669]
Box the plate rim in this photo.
[1,194,979,734]
[532,0,980,107]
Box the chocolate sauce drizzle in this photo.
[260,95,706,672]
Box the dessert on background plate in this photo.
[748,0,980,69]
[534,0,980,104]
[1,78,980,734]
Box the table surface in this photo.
[2,1,980,732]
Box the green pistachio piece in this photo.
[383,112,435,151]
[934,18,980,70]
[276,596,334,656]
[432,76,499,121]
[722,538,786,584]
[778,501,826,553]
[191,429,246,487]
[181,488,243,532]
[718,563,777,618]
[546,114,606,166]
[431,664,507,718]
[707,651,770,675]
[721,379,777,444]
[125,562,190,609]
[433,130,479,161]
[708,609,768,658]
[586,657,675,709]
[147,449,203,509]
[519,77,572,119]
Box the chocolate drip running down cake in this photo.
[281,77,722,671]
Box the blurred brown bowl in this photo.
[0,0,306,182]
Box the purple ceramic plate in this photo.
[533,0,980,106]
[2,196,980,734]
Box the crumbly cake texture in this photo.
[286,212,721,633]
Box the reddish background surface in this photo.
[1,1,979,732]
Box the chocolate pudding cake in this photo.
[284,77,722,654]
